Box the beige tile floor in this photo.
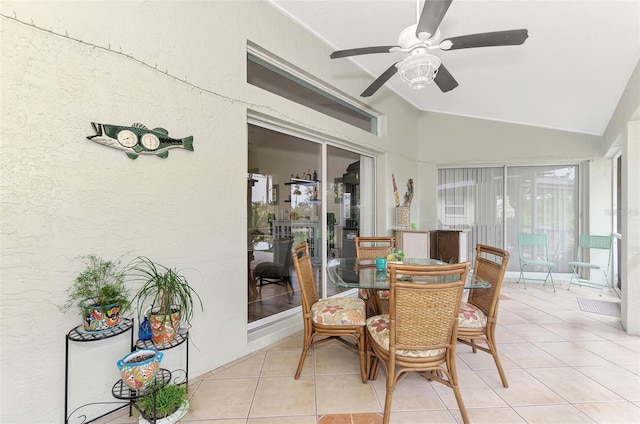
[102,279,640,424]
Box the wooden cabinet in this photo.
[395,230,430,258]
[430,230,469,263]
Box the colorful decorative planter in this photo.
[80,300,122,332]
[117,349,163,390]
[149,310,181,345]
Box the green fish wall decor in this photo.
[87,122,194,159]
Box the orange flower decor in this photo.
[370,317,389,333]
[323,304,345,315]
[459,304,478,320]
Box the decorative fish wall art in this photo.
[87,122,194,159]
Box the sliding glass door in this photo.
[438,165,579,273]
[248,124,374,325]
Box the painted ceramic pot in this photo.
[117,349,163,390]
[149,310,181,345]
[80,300,122,331]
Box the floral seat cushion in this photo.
[458,302,487,329]
[366,315,445,358]
[311,297,366,326]
[359,289,390,300]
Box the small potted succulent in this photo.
[60,254,132,331]
[129,256,203,345]
[136,383,189,424]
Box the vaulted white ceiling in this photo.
[269,0,640,136]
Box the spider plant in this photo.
[129,256,203,331]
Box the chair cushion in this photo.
[359,289,389,299]
[458,302,487,329]
[366,315,445,358]
[255,262,286,278]
[311,297,366,326]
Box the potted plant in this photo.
[130,257,203,345]
[60,254,132,331]
[117,348,163,390]
[136,383,189,424]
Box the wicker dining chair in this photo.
[291,243,368,383]
[458,244,510,388]
[355,236,395,315]
[367,262,471,424]
[354,236,395,259]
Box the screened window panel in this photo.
[506,165,577,272]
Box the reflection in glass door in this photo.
[248,124,375,326]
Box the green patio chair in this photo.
[568,234,613,296]
[517,233,556,292]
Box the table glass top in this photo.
[327,258,490,290]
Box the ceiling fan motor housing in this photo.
[398,24,442,49]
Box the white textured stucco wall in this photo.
[0,1,422,422]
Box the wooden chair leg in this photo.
[486,327,508,388]
[382,380,394,424]
[452,384,470,424]
[294,345,309,380]
[368,356,380,380]
[448,357,469,424]
[358,329,367,383]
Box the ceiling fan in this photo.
[330,0,528,97]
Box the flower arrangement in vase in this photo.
[386,249,405,263]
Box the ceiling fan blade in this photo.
[434,64,458,92]
[416,0,453,38]
[330,46,399,59]
[442,29,529,50]
[361,62,400,97]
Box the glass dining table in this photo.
[327,257,490,315]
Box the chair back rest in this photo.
[274,236,295,274]
[355,236,395,259]
[387,262,469,352]
[576,234,613,266]
[518,233,549,259]
[291,243,318,313]
[468,244,509,319]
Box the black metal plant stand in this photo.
[64,318,134,424]
[65,321,189,424]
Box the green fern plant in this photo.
[60,254,131,317]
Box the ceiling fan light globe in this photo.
[398,54,441,89]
